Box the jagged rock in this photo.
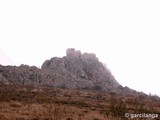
[66,48,82,58]
[42,48,120,91]
[0,48,144,96]
[0,73,8,83]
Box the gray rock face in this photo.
[0,48,143,95]
[41,48,120,91]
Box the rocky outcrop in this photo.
[41,48,120,91]
[0,48,144,95]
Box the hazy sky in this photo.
[0,0,160,96]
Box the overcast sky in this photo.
[0,0,160,96]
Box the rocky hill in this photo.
[0,48,160,120]
[0,48,143,96]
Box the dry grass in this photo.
[0,84,160,120]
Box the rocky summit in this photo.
[0,48,142,95]
[42,48,120,91]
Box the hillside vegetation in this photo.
[0,84,160,120]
